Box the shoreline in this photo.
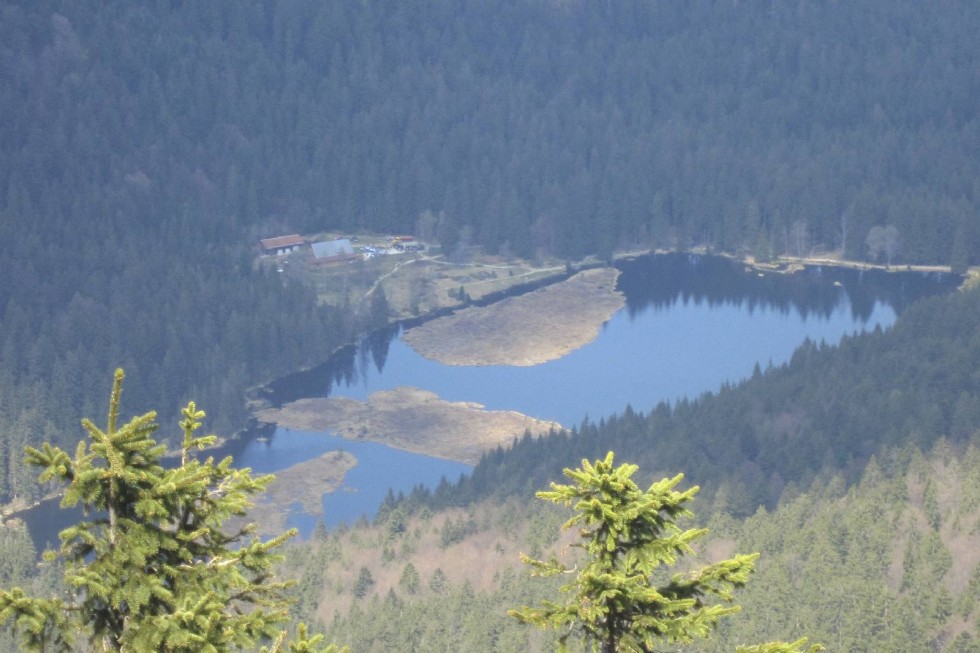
[741,254,958,276]
[616,246,964,277]
[246,248,969,410]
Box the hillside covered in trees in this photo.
[292,436,980,652]
[5,0,976,265]
[244,283,980,651]
[2,1,980,649]
[2,286,978,651]
[2,1,979,501]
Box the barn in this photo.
[260,234,305,256]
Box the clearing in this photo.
[262,232,570,321]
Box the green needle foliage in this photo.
[510,452,820,653]
[0,370,341,653]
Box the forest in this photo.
[1,0,979,650]
[2,0,978,497]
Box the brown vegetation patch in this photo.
[256,387,562,464]
[246,450,357,535]
[703,536,738,564]
[401,267,625,366]
[305,499,565,621]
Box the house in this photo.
[311,238,361,265]
[260,234,305,256]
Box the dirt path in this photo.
[737,251,959,275]
[359,254,566,312]
[361,254,434,303]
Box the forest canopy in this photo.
[1,2,978,649]
[1,0,977,496]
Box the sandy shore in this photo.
[401,267,624,366]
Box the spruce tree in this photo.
[509,452,819,653]
[0,370,341,653]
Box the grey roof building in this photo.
[311,239,359,265]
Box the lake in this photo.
[22,254,960,545]
[261,254,957,424]
[240,254,958,528]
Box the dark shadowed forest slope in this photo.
[6,0,975,263]
[1,1,977,495]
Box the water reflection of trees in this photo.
[616,253,959,323]
[260,326,401,408]
[367,326,398,375]
[264,254,958,409]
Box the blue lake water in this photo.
[324,295,896,427]
[231,254,958,533]
[232,429,470,531]
[21,254,960,545]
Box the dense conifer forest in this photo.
[2,0,978,496]
[1,1,979,650]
